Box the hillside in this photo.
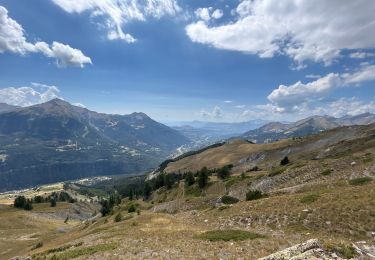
[1,123,375,259]
[0,99,190,191]
[241,114,375,143]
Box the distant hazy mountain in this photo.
[241,113,375,143]
[171,120,270,135]
[0,103,19,113]
[0,99,189,191]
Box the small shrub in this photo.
[300,193,319,204]
[114,212,123,222]
[185,184,202,197]
[325,243,357,259]
[128,204,136,213]
[136,209,141,215]
[221,195,239,205]
[197,230,265,241]
[349,177,372,186]
[320,169,332,176]
[246,190,263,201]
[32,241,43,250]
[280,156,290,165]
[268,166,287,177]
[247,166,259,172]
[50,199,57,207]
[217,166,231,180]
[218,205,230,211]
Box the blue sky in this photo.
[0,0,375,123]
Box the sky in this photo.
[0,0,375,123]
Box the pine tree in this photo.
[14,196,27,208]
[197,167,209,189]
[184,172,195,186]
[23,199,33,211]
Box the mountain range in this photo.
[1,98,375,191]
[0,99,189,191]
[241,113,375,143]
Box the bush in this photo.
[300,194,319,204]
[100,200,112,216]
[246,190,263,201]
[217,166,231,180]
[32,241,43,250]
[50,199,57,207]
[24,199,33,211]
[14,196,27,208]
[114,212,123,222]
[128,204,136,213]
[280,156,290,166]
[268,166,287,177]
[349,177,372,186]
[33,195,44,203]
[197,230,265,241]
[221,195,239,205]
[320,169,332,176]
[325,243,357,259]
[247,166,259,172]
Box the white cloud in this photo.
[224,100,232,103]
[235,105,245,109]
[0,83,62,107]
[268,65,375,112]
[194,7,223,22]
[49,42,92,68]
[186,0,375,66]
[305,74,321,79]
[316,97,375,117]
[200,105,223,119]
[0,6,91,68]
[349,51,375,59]
[195,8,211,21]
[52,0,181,42]
[211,9,223,20]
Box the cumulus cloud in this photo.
[267,65,375,112]
[0,83,62,107]
[194,7,223,22]
[0,6,91,68]
[315,97,375,117]
[52,0,180,42]
[200,106,223,119]
[186,0,375,67]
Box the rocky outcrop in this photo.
[259,239,343,260]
